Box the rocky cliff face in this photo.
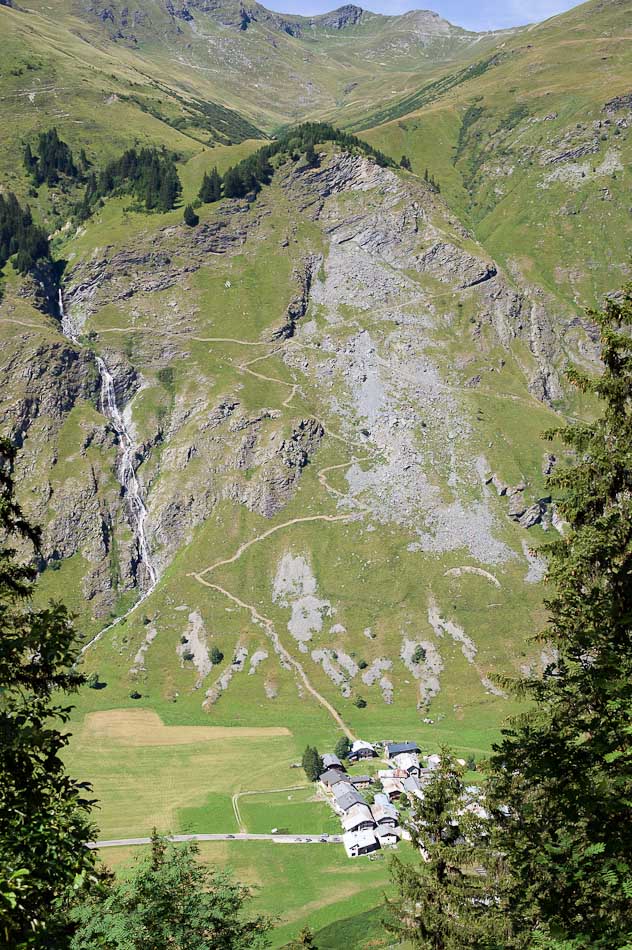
[0,146,587,635]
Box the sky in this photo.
[263,0,581,31]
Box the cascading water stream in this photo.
[58,289,157,651]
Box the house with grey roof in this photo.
[322,753,345,772]
[319,769,347,793]
[386,741,421,759]
[341,803,376,834]
[333,784,366,814]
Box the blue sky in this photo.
[264,0,581,30]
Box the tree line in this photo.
[22,128,182,217]
[197,122,394,206]
[0,191,51,279]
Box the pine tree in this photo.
[183,204,199,227]
[304,143,319,168]
[223,166,246,199]
[334,736,351,760]
[487,282,632,947]
[199,166,222,203]
[388,751,510,949]
[400,154,412,170]
[0,439,99,946]
[301,746,324,782]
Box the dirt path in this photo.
[194,512,356,579]
[193,574,357,740]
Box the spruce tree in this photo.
[0,439,98,946]
[487,282,632,947]
[334,736,351,760]
[183,204,199,227]
[388,751,509,949]
[400,154,412,170]
[301,746,323,782]
[199,166,222,203]
[70,832,272,949]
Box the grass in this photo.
[98,838,410,948]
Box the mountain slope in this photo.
[360,0,632,310]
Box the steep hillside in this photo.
[3,0,515,135]
[360,0,632,309]
[3,137,584,743]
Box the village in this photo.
[315,739,446,859]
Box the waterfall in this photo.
[58,289,157,601]
[95,356,157,589]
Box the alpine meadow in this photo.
[0,0,630,947]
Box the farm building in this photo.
[319,769,347,793]
[386,741,421,759]
[343,829,380,858]
[375,825,401,847]
[348,775,373,789]
[373,798,399,827]
[348,740,377,763]
[392,752,420,775]
[333,784,366,814]
[341,803,376,834]
[322,753,345,772]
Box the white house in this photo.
[375,825,401,847]
[343,828,380,858]
[392,752,420,775]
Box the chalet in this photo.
[319,769,347,793]
[348,775,373,789]
[372,799,399,828]
[375,825,401,847]
[386,741,421,759]
[343,828,380,858]
[392,752,420,776]
[377,769,407,780]
[381,777,404,801]
[322,753,346,772]
[333,784,366,814]
[341,803,376,834]
[347,740,377,763]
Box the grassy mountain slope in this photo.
[361,0,632,309]
[8,0,515,132]
[1,0,630,941]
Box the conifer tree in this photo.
[388,751,510,949]
[0,439,98,947]
[301,746,323,782]
[70,832,272,949]
[400,155,412,170]
[199,166,222,203]
[334,736,351,759]
[487,282,632,947]
[183,204,199,227]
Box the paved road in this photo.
[88,833,343,849]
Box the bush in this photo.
[129,690,142,700]
[412,645,427,665]
[354,696,367,709]
[358,659,368,670]
[210,646,224,665]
